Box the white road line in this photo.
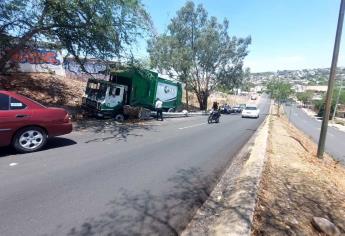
[9,163,18,167]
[178,123,206,130]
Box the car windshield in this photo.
[245,107,257,110]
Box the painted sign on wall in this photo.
[11,49,61,65]
[64,58,110,81]
[5,48,65,76]
[64,59,106,74]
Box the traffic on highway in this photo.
[0,94,269,235]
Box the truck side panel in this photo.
[155,78,182,110]
[111,68,182,111]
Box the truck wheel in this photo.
[115,114,125,122]
[13,126,47,153]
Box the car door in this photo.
[0,93,32,147]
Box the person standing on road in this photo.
[155,98,163,121]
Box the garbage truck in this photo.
[82,68,182,120]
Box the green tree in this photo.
[314,86,345,118]
[0,0,152,73]
[296,91,313,106]
[147,1,251,110]
[266,79,293,116]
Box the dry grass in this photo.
[252,106,345,236]
[0,73,86,107]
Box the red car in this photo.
[0,91,73,153]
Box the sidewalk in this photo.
[252,108,345,235]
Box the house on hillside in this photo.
[305,86,328,101]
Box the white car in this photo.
[242,105,260,118]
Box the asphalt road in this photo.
[0,96,270,236]
[284,104,345,164]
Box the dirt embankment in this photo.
[252,108,345,235]
[0,73,86,115]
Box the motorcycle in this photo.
[208,110,220,124]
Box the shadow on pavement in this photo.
[0,137,76,158]
[63,168,219,236]
[74,119,156,143]
[63,167,256,236]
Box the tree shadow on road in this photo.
[63,167,235,236]
[74,119,155,143]
[74,119,157,143]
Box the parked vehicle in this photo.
[239,103,247,110]
[0,91,72,153]
[231,106,242,113]
[208,110,220,123]
[82,68,183,120]
[242,105,260,118]
[220,105,232,114]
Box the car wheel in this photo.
[13,126,47,153]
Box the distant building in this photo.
[305,85,328,93]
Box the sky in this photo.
[134,0,345,73]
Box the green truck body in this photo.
[82,68,182,117]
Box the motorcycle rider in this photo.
[212,101,220,119]
[212,101,218,111]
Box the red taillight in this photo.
[63,113,70,123]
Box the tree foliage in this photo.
[0,0,152,73]
[314,86,345,117]
[147,1,251,110]
[266,79,293,115]
[296,91,313,106]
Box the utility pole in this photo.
[332,76,344,120]
[317,0,345,158]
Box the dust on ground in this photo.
[252,107,345,236]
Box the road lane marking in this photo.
[9,163,18,167]
[178,123,207,130]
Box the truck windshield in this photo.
[86,81,107,100]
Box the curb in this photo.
[181,101,272,236]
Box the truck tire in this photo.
[115,114,125,122]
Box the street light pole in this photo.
[317,0,345,158]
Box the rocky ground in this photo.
[252,108,345,236]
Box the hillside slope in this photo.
[0,73,86,112]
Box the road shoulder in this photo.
[252,108,345,235]
[181,102,271,236]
